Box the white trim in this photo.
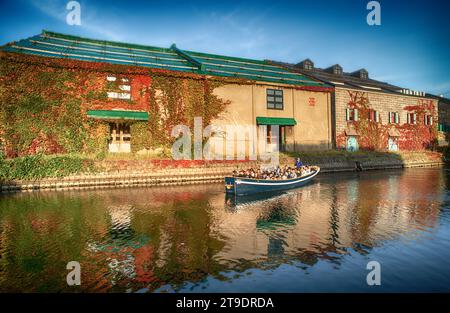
[356,85,382,90]
[330,81,345,85]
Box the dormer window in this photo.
[334,66,342,75]
[297,59,314,71]
[303,60,314,70]
[351,69,369,79]
[360,71,368,79]
[325,64,343,76]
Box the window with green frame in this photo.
[267,89,283,110]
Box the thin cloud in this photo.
[174,6,272,57]
[428,81,450,96]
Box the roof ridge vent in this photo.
[170,44,205,71]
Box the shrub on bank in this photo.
[0,153,9,179]
[0,154,96,180]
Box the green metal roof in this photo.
[1,30,330,88]
[87,110,148,120]
[184,49,324,86]
[256,117,297,126]
[2,31,197,73]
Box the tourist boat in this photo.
[224,167,320,196]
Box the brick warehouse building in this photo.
[427,93,450,146]
[274,59,439,151]
[0,30,441,158]
[0,30,334,158]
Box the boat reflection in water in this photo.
[213,168,448,284]
[224,190,291,210]
[0,168,449,292]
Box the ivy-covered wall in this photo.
[1,53,112,157]
[335,89,438,151]
[0,52,233,158]
[148,76,230,146]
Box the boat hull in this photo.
[225,168,320,196]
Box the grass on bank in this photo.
[282,150,403,162]
[0,153,96,180]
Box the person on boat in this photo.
[295,158,303,168]
[275,166,281,176]
[234,164,318,180]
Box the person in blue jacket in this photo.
[295,158,303,168]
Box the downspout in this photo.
[292,88,295,152]
[330,87,337,149]
[252,84,255,157]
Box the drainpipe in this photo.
[292,88,295,152]
[252,84,255,157]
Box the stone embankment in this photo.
[0,151,444,192]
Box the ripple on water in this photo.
[0,168,450,292]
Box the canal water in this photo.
[0,168,449,292]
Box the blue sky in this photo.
[0,0,449,95]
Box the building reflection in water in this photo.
[213,169,445,268]
[86,204,154,289]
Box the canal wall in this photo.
[0,151,444,192]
